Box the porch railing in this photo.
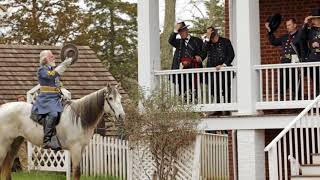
[154,67,237,112]
[255,62,320,109]
[264,95,320,180]
[154,62,320,112]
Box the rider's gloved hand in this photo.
[63,57,73,66]
[55,57,73,75]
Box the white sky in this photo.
[123,0,208,28]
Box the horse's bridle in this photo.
[103,91,116,116]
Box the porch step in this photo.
[311,153,320,164]
[291,175,320,180]
[301,164,320,175]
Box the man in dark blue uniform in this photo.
[295,9,320,96]
[265,18,302,100]
[31,50,72,150]
[203,26,235,104]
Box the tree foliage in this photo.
[0,0,83,45]
[125,87,200,180]
[73,0,138,93]
[188,0,224,37]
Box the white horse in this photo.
[0,84,125,180]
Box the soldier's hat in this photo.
[177,21,190,32]
[60,44,78,65]
[266,13,282,34]
[311,8,320,18]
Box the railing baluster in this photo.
[219,71,222,103]
[300,118,305,164]
[170,74,174,97]
[278,140,283,179]
[202,72,206,104]
[260,69,263,101]
[283,67,286,101]
[181,73,185,104]
[208,72,212,104]
[295,67,298,100]
[294,124,299,165]
[167,75,171,96]
[175,74,179,96]
[186,73,190,105]
[197,72,201,104]
[289,129,293,161]
[307,67,311,100]
[313,66,316,99]
[311,108,316,155]
[283,136,288,180]
[192,73,195,104]
[306,115,310,164]
[225,71,229,104]
[214,72,217,104]
[271,68,275,101]
[289,67,292,101]
[317,103,320,153]
[301,67,304,100]
[231,70,234,103]
[266,69,269,102]
[159,75,162,90]
[278,68,280,101]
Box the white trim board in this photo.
[198,114,297,130]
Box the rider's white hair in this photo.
[39,50,51,65]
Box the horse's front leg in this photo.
[70,145,82,180]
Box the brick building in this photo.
[224,1,320,179]
[138,0,320,180]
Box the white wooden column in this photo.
[233,0,261,115]
[138,0,160,94]
[237,130,265,180]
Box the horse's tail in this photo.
[0,136,24,180]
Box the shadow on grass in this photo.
[12,171,120,180]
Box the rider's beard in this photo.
[48,61,56,67]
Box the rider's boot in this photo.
[42,115,61,151]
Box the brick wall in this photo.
[259,0,320,64]
[225,0,320,64]
[228,130,235,180]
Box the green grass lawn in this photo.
[12,171,120,180]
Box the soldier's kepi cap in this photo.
[311,8,320,18]
[266,13,282,34]
[177,21,190,32]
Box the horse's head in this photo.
[103,84,125,121]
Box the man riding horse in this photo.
[30,50,73,150]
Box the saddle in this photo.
[30,87,71,126]
[30,99,71,126]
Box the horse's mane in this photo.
[68,88,106,130]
